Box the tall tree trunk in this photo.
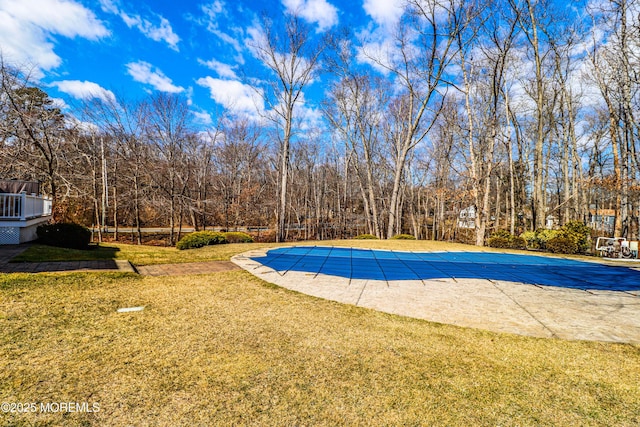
[387,146,409,238]
[277,116,292,242]
[133,174,142,245]
[505,93,517,235]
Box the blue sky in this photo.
[0,0,404,127]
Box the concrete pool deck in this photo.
[232,246,640,344]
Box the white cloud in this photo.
[98,0,119,14]
[202,0,225,24]
[282,0,339,32]
[51,80,115,102]
[123,14,180,51]
[245,21,265,54]
[355,0,406,75]
[99,0,180,51]
[363,0,404,29]
[200,2,227,34]
[356,1,454,76]
[356,34,399,75]
[199,1,245,59]
[67,116,101,133]
[1,0,109,39]
[0,0,109,73]
[295,102,323,131]
[197,76,264,117]
[193,110,213,125]
[213,29,244,57]
[51,97,70,111]
[126,61,185,93]
[199,58,238,79]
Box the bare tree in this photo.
[0,58,66,218]
[323,40,388,238]
[212,117,264,230]
[456,0,517,245]
[586,0,640,238]
[508,0,554,230]
[361,0,468,238]
[85,94,151,244]
[249,13,325,242]
[144,93,194,245]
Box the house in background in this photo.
[545,215,557,229]
[458,206,476,229]
[0,180,52,245]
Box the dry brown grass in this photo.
[12,239,506,266]
[17,238,630,267]
[1,269,639,426]
[152,239,494,266]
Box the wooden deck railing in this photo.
[0,193,52,220]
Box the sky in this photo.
[0,0,407,128]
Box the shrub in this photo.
[491,230,513,239]
[487,236,511,248]
[546,236,578,254]
[391,234,416,240]
[254,230,276,243]
[176,231,227,250]
[455,228,476,245]
[520,231,540,249]
[354,234,378,240]
[535,229,560,250]
[36,222,91,250]
[487,230,527,250]
[560,221,592,254]
[509,236,527,250]
[223,231,254,243]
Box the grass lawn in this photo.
[1,266,639,425]
[10,242,278,265]
[14,239,520,266]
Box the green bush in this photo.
[36,222,91,250]
[491,230,513,239]
[487,236,511,248]
[223,231,254,243]
[354,234,379,240]
[487,231,527,250]
[560,221,591,254]
[176,231,227,250]
[520,231,540,249]
[509,236,527,250]
[391,234,416,240]
[535,229,560,250]
[520,223,591,254]
[546,236,578,254]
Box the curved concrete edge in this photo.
[232,248,640,344]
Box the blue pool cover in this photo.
[250,246,640,292]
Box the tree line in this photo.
[1,0,640,245]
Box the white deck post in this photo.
[20,192,26,221]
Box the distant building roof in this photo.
[589,209,616,216]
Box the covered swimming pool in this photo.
[249,246,640,292]
[233,246,640,343]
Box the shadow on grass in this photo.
[9,243,121,263]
